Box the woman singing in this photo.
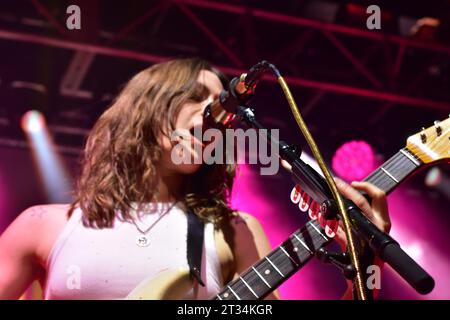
[0,58,391,299]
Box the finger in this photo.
[335,224,347,251]
[334,177,374,220]
[351,181,391,232]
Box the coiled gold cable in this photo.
[277,76,366,300]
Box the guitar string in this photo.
[222,218,342,298]
[219,225,322,296]
[218,223,326,299]
[219,148,422,299]
[220,233,324,300]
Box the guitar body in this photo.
[126,267,193,300]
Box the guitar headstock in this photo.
[406,117,450,164]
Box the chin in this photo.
[174,163,203,175]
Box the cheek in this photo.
[158,133,174,154]
[175,105,194,128]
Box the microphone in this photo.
[203,61,271,129]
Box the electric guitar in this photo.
[126,117,450,300]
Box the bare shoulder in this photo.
[215,212,271,275]
[1,204,72,267]
[217,211,280,299]
[214,212,264,283]
[227,211,272,260]
[231,212,266,235]
[13,204,71,230]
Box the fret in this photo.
[270,236,317,276]
[215,145,427,301]
[227,285,241,300]
[252,266,271,288]
[280,241,304,268]
[268,249,298,277]
[228,271,262,300]
[400,148,421,166]
[367,154,400,190]
[253,259,283,289]
[365,151,399,182]
[265,256,284,277]
[365,149,422,194]
[279,246,299,267]
[380,167,399,183]
[225,258,284,300]
[309,222,328,241]
[385,153,415,180]
[215,220,333,300]
[368,172,396,193]
[239,276,259,299]
[222,260,281,300]
[217,287,237,300]
[291,221,329,255]
[293,233,313,254]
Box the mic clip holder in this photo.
[317,199,357,280]
[316,248,356,280]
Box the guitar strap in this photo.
[187,209,205,287]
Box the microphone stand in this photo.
[235,105,435,298]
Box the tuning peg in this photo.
[420,127,427,143]
[434,121,442,136]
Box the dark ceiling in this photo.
[0,0,449,166]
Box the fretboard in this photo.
[214,147,423,300]
[364,148,422,193]
[215,219,332,300]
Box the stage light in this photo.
[425,167,450,200]
[332,140,377,182]
[402,242,423,260]
[425,167,442,187]
[21,110,72,203]
[21,110,46,134]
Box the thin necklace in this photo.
[131,202,177,247]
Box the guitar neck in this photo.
[215,219,331,300]
[214,147,423,300]
[364,148,422,194]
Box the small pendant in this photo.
[136,235,150,247]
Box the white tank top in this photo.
[43,203,223,299]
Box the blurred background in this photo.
[0,0,449,299]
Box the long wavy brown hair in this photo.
[68,58,236,228]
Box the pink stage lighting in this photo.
[332,140,376,182]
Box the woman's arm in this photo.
[0,206,45,299]
[225,212,280,300]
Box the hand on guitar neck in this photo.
[333,178,391,251]
[333,178,391,299]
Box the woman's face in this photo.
[159,69,224,175]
